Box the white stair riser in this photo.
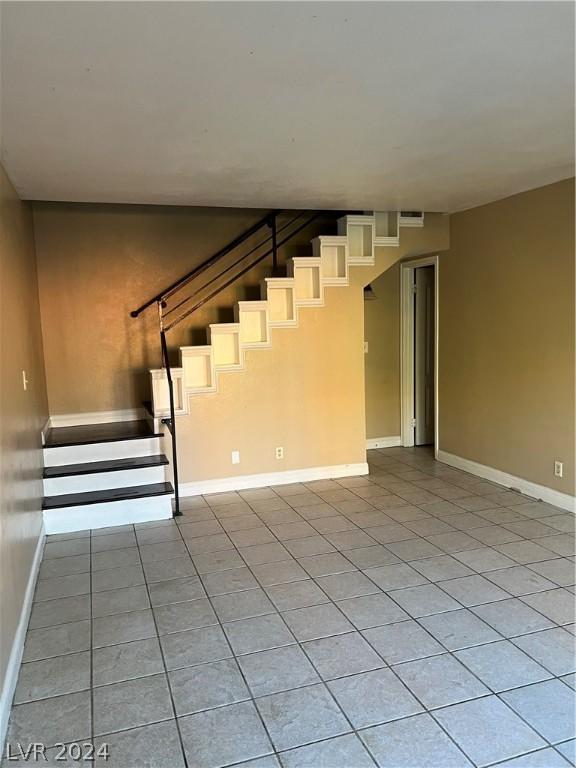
[43,495,173,534]
[43,437,162,467]
[44,466,166,495]
[151,369,187,417]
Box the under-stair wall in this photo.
[177,284,369,491]
[164,214,450,491]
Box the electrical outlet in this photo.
[231,451,240,465]
[275,447,284,460]
[554,460,563,478]
[363,342,369,354]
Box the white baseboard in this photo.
[0,526,45,754]
[179,462,369,496]
[437,450,576,513]
[48,409,144,428]
[366,436,402,449]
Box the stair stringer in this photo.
[150,213,449,418]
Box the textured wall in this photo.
[33,204,335,414]
[173,215,448,482]
[441,178,575,494]
[364,262,402,440]
[0,164,48,734]
[33,203,448,482]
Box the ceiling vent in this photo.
[399,212,425,227]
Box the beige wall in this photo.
[363,215,450,441]
[179,286,368,481]
[177,215,448,483]
[33,204,448,482]
[364,262,401,439]
[0,164,48,725]
[33,204,337,414]
[178,215,448,482]
[440,178,575,495]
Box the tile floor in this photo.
[3,447,576,768]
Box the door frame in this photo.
[400,255,439,456]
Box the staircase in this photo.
[42,420,173,533]
[149,212,423,416]
[41,210,423,534]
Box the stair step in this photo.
[43,454,169,479]
[43,482,174,510]
[44,420,163,448]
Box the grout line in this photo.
[132,525,190,768]
[179,514,568,763]
[485,744,573,768]
[13,449,575,767]
[170,520,281,764]
[139,490,478,763]
[182,512,377,764]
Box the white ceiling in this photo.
[1,2,574,212]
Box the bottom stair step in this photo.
[43,482,174,510]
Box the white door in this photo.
[415,266,435,445]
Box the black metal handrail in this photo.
[159,321,181,516]
[130,210,280,318]
[161,211,309,325]
[162,211,325,331]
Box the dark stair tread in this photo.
[44,420,163,448]
[43,455,169,479]
[43,482,174,510]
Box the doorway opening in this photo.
[400,256,439,453]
